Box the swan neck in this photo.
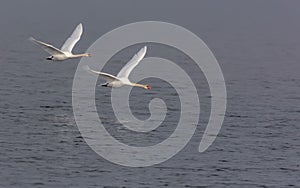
[71,53,90,58]
[132,83,146,88]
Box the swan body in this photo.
[87,46,151,90]
[29,23,91,61]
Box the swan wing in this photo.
[86,66,120,82]
[61,23,83,53]
[117,46,147,78]
[29,37,64,55]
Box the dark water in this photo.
[1,1,300,187]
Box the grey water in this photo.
[1,0,300,187]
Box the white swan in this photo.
[87,46,151,90]
[29,23,91,61]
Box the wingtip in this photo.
[28,37,37,44]
[141,46,147,54]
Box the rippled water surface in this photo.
[0,1,300,187]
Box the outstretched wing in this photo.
[85,66,120,82]
[61,23,83,53]
[117,46,147,78]
[29,37,64,55]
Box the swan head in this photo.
[132,83,151,90]
[145,85,151,90]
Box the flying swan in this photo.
[29,23,91,61]
[87,46,151,90]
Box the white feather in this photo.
[117,46,147,78]
[61,23,83,53]
[29,37,64,55]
